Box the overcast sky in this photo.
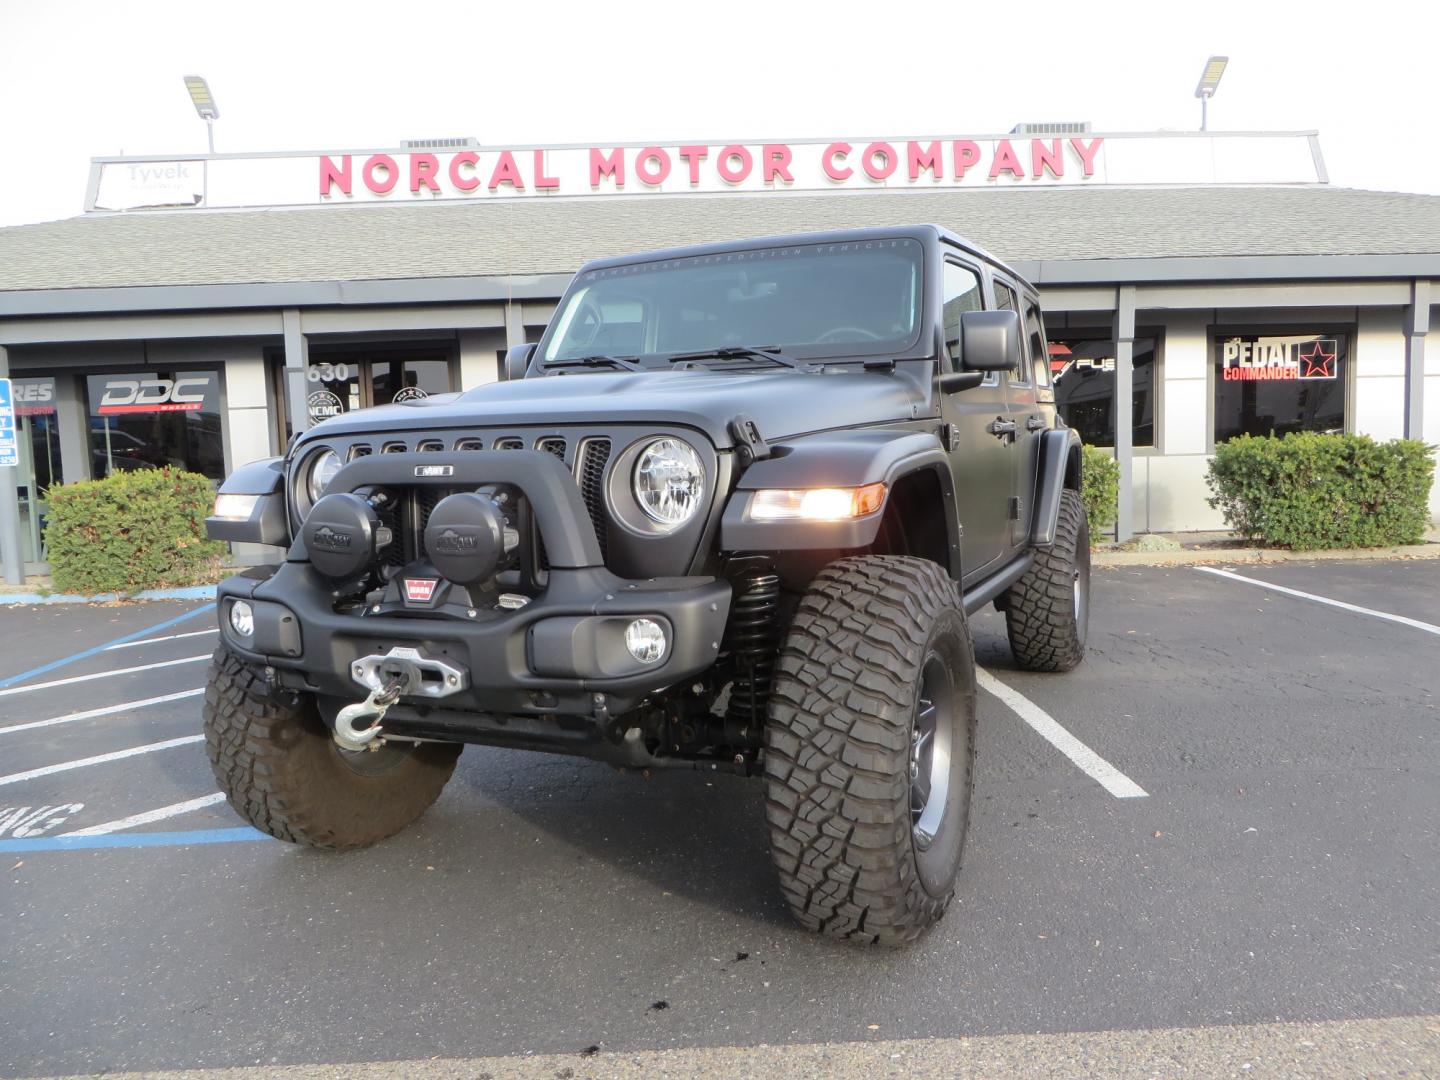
[1,0,1437,228]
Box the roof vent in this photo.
[401,137,480,149]
[1010,121,1092,135]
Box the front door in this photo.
[940,258,1014,583]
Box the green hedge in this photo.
[45,468,225,595]
[1081,444,1120,538]
[1206,433,1435,550]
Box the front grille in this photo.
[578,438,612,558]
[296,425,703,582]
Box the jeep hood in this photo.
[296,369,925,450]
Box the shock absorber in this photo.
[725,571,780,739]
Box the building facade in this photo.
[1,131,1437,569]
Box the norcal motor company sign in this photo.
[88,132,1325,211]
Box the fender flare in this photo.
[1030,428,1084,548]
[719,430,963,574]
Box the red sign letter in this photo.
[823,142,853,182]
[952,141,981,179]
[635,147,672,186]
[862,142,898,181]
[762,144,793,184]
[449,151,480,192]
[716,145,753,184]
[363,154,399,195]
[319,155,352,197]
[534,150,559,190]
[989,140,1025,180]
[488,150,525,191]
[907,141,943,181]
[1070,137,1103,177]
[1031,139,1063,179]
[678,145,708,184]
[590,148,625,188]
[409,153,440,194]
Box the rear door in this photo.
[939,256,1013,582]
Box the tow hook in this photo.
[334,676,404,752]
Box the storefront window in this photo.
[295,350,457,429]
[370,358,453,405]
[1213,332,1348,443]
[1049,337,1156,448]
[15,377,59,561]
[87,369,226,481]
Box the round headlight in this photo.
[633,438,704,528]
[305,449,343,505]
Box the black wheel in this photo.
[1004,488,1090,672]
[202,648,462,850]
[764,556,978,946]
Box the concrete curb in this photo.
[1092,543,1440,568]
[0,584,218,606]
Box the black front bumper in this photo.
[218,562,732,719]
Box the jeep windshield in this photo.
[540,239,923,367]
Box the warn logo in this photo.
[404,578,438,604]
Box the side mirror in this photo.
[960,310,1022,372]
[505,343,536,381]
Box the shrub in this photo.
[44,468,225,595]
[1081,444,1120,538]
[1206,433,1435,550]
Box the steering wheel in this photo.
[816,326,884,344]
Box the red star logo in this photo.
[1298,340,1336,378]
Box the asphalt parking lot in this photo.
[1,558,1437,1077]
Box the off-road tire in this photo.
[764,556,977,946]
[1004,488,1090,672]
[203,647,462,849]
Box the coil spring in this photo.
[725,572,780,734]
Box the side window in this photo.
[942,262,984,369]
[1023,299,1050,388]
[993,281,1027,385]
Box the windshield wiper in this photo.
[543,354,644,372]
[665,345,813,371]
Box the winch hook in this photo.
[334,674,404,752]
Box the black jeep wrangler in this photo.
[204,225,1088,945]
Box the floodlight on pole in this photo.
[1194,56,1228,132]
[183,75,220,153]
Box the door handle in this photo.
[987,418,1017,438]
[1025,416,1047,431]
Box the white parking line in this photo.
[0,654,210,698]
[0,735,204,787]
[104,628,218,651]
[62,792,226,836]
[0,688,205,737]
[1196,566,1440,637]
[977,668,1149,799]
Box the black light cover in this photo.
[301,493,385,580]
[423,492,510,585]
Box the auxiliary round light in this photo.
[633,438,704,528]
[229,599,255,638]
[624,618,667,664]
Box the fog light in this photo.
[624,618,666,664]
[229,600,255,638]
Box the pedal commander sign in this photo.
[1218,335,1343,382]
[88,132,1324,211]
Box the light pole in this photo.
[183,75,220,153]
[1195,56,1228,132]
